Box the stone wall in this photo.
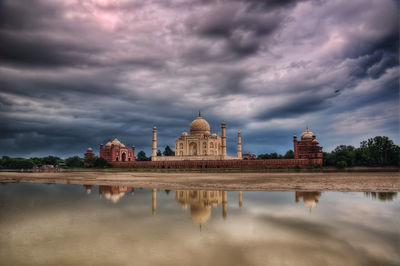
[112,158,322,169]
[152,155,240,161]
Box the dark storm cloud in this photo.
[0,0,398,157]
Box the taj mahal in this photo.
[151,112,242,161]
[85,112,323,168]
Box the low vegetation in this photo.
[323,136,399,168]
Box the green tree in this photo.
[257,152,282,159]
[65,156,84,168]
[93,158,111,168]
[163,146,175,156]
[30,157,44,167]
[42,156,61,166]
[157,150,162,156]
[283,150,294,159]
[0,157,34,169]
[137,151,150,161]
[323,152,335,166]
[332,145,355,167]
[84,156,97,167]
[355,136,399,166]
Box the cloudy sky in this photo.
[0,0,398,158]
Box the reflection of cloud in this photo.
[0,186,398,266]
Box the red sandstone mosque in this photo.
[84,114,323,168]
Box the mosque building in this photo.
[99,138,135,162]
[293,127,323,160]
[151,113,242,161]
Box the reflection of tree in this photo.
[364,192,397,201]
[295,192,322,212]
[175,190,241,226]
[98,186,135,203]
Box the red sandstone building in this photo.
[293,127,323,164]
[99,138,135,162]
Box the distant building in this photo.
[293,127,323,162]
[100,138,135,162]
[242,153,256,160]
[84,147,96,159]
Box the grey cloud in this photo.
[0,0,398,157]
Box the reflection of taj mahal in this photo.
[295,191,321,212]
[175,190,243,226]
[151,112,242,161]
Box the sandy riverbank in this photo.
[0,171,399,191]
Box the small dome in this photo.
[110,138,126,148]
[182,131,188,137]
[111,138,121,146]
[312,138,319,144]
[301,127,314,140]
[105,141,112,148]
[87,147,93,152]
[190,115,210,135]
[190,204,211,225]
[211,133,217,137]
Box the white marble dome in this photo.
[190,115,210,135]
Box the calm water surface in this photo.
[0,183,398,266]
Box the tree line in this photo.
[136,145,174,161]
[257,150,295,159]
[323,136,399,168]
[0,155,110,169]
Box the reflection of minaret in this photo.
[295,191,321,212]
[84,185,93,194]
[152,188,157,216]
[222,191,227,219]
[238,191,242,208]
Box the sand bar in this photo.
[0,171,399,191]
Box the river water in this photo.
[0,182,398,266]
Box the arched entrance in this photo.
[189,142,197,155]
[121,152,126,162]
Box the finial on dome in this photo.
[198,110,201,117]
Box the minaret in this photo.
[152,126,157,160]
[221,121,227,157]
[152,188,157,216]
[222,191,227,219]
[293,134,298,159]
[237,130,242,158]
[238,191,242,208]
